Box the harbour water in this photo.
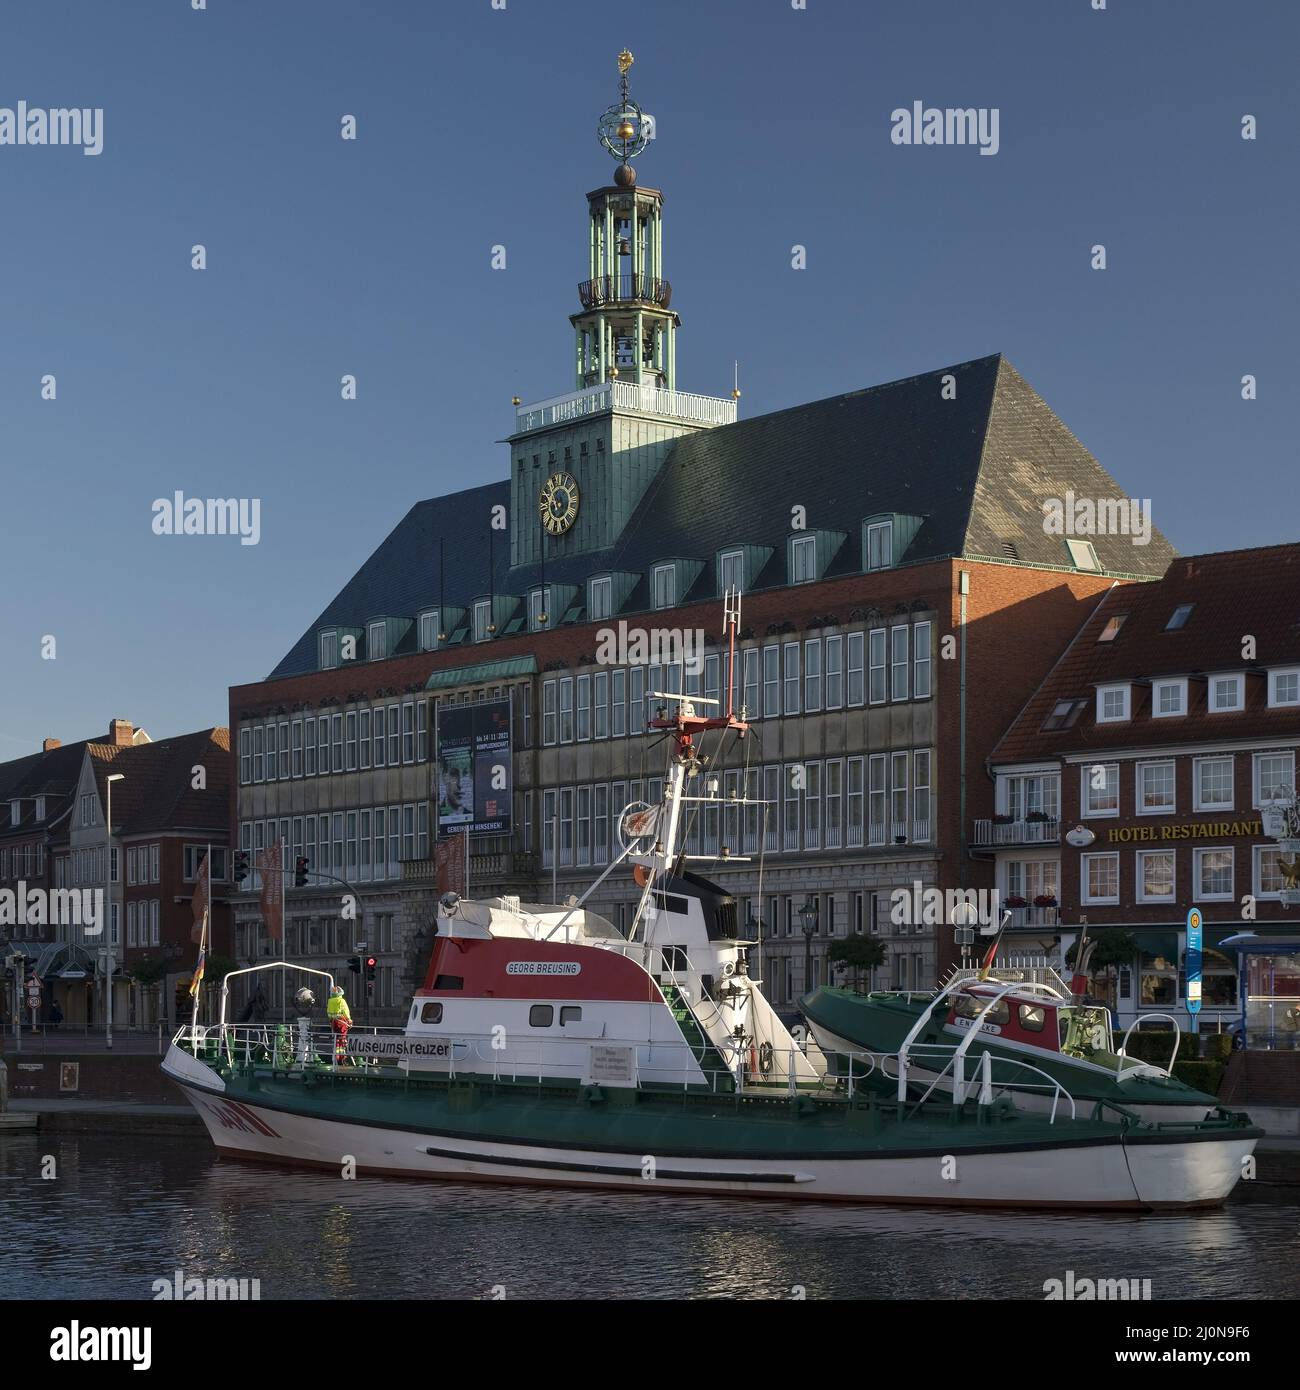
[3,1132,1296,1301]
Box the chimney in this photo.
[108,719,135,747]
[42,738,61,752]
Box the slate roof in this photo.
[269,354,1176,678]
[0,738,108,835]
[991,544,1300,764]
[87,728,231,835]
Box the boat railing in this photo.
[1117,1012,1181,1077]
[882,1043,1076,1124]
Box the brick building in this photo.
[225,66,1177,1022]
[986,544,1300,1044]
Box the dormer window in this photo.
[1268,668,1300,708]
[529,587,551,632]
[1152,678,1187,718]
[1066,539,1100,571]
[418,611,440,652]
[1042,698,1087,731]
[790,535,816,584]
[652,564,676,610]
[864,519,893,571]
[1209,673,1244,713]
[589,575,612,621]
[718,549,744,595]
[9,800,19,827]
[1097,683,1130,723]
[473,600,492,642]
[34,796,45,822]
[319,630,339,670]
[367,620,387,661]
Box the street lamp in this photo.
[104,773,124,1050]
[799,895,820,996]
[951,900,979,972]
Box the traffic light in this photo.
[294,856,310,888]
[365,956,377,986]
[233,851,250,885]
[347,956,361,976]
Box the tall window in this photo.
[593,671,608,739]
[319,631,338,670]
[611,669,626,736]
[652,564,676,609]
[473,600,491,642]
[865,519,893,570]
[783,642,801,715]
[804,639,822,712]
[1138,761,1175,814]
[559,677,574,743]
[1194,756,1233,811]
[529,587,551,631]
[1082,762,1119,816]
[824,634,843,709]
[847,757,865,848]
[763,645,780,717]
[912,621,932,699]
[419,611,440,651]
[576,675,591,741]
[368,620,387,660]
[847,632,865,707]
[790,535,816,584]
[1081,852,1120,905]
[890,625,909,701]
[719,549,744,594]
[542,680,557,746]
[589,575,612,621]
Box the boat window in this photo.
[660,946,689,975]
[529,1005,554,1027]
[433,974,463,990]
[1058,1006,1110,1060]
[559,1006,582,1026]
[1018,1003,1046,1032]
[420,1002,443,1024]
[953,995,1010,1026]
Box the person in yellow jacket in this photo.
[327,984,352,1062]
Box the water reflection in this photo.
[1,1134,1291,1301]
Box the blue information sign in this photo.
[1185,907,1203,1033]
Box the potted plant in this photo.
[1005,895,1028,909]
[1025,810,1050,823]
[1033,894,1058,908]
[993,813,1014,825]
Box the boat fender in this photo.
[758,1041,774,1076]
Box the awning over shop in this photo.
[424,655,537,690]
[1216,932,1300,955]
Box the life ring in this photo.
[758,1041,774,1076]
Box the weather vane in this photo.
[598,48,649,183]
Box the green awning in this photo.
[424,655,537,690]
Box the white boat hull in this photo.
[168,1070,1254,1211]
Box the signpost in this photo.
[1185,906,1203,1035]
[25,975,42,1030]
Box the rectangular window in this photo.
[1195,847,1234,901]
[290,719,303,778]
[344,711,357,770]
[419,611,439,652]
[265,723,278,782]
[704,653,720,713]
[593,671,608,739]
[1097,685,1131,722]
[559,677,574,743]
[804,639,822,712]
[630,666,644,733]
[652,564,676,609]
[252,725,265,783]
[1255,751,1295,806]
[319,631,338,669]
[576,675,591,741]
[762,645,780,717]
[1209,674,1244,712]
[890,625,909,701]
[865,519,893,570]
[370,809,384,880]
[719,549,744,594]
[1138,760,1176,814]
[868,754,887,845]
[848,632,866,707]
[541,790,556,869]
[332,714,343,771]
[387,705,400,766]
[368,620,387,660]
[1194,756,1233,811]
[239,728,251,785]
[1137,849,1175,902]
[783,766,800,850]
[346,812,358,878]
[1082,852,1120,905]
[804,762,821,849]
[1269,669,1300,708]
[913,750,932,841]
[402,701,415,763]
[611,669,626,737]
[791,534,816,584]
[593,784,609,866]
[824,759,843,849]
[543,679,557,746]
[1153,679,1187,718]
[1082,762,1120,817]
[473,600,491,642]
[824,634,843,709]
[743,647,760,721]
[576,787,591,866]
[847,756,865,848]
[912,621,932,699]
[762,765,780,852]
[1255,845,1287,898]
[559,789,574,867]
[529,586,551,632]
[589,575,612,621]
[783,642,801,715]
[388,806,399,870]
[890,752,909,841]
[519,686,530,751]
[402,804,415,863]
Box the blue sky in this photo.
[3,0,1296,754]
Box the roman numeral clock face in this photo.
[539,471,580,536]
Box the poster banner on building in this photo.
[435,830,468,899]
[191,850,210,944]
[257,838,284,941]
[436,700,511,835]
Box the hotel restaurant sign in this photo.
[1105,818,1262,844]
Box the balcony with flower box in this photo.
[971,814,1060,847]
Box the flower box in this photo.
[1005,896,1028,909]
[1033,895,1058,908]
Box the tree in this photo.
[1066,929,1137,1006]
[827,936,886,993]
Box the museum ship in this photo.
[163,594,1259,1209]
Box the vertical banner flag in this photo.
[190,850,210,944]
[1186,906,1203,1033]
[258,838,285,941]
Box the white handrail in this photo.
[1118,1012,1181,1075]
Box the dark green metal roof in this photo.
[424,656,537,690]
